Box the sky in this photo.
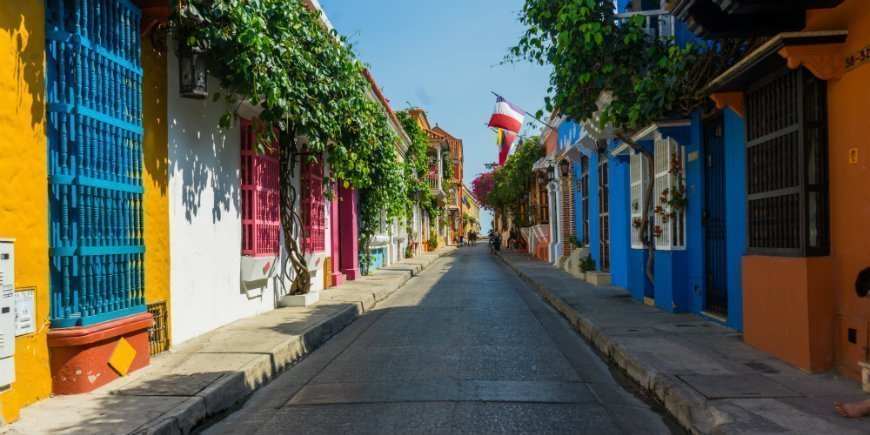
[319,0,552,232]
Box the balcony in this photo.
[428,172,446,199]
[616,9,675,41]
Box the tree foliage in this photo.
[175,0,406,287]
[397,111,443,222]
[509,0,750,282]
[510,0,748,130]
[472,137,543,227]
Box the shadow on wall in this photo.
[6,14,44,129]
[142,40,168,197]
[168,112,241,224]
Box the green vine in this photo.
[443,153,455,181]
[174,0,405,289]
[397,111,443,232]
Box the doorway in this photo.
[704,115,728,315]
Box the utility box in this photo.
[0,239,16,388]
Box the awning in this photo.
[706,31,848,93]
[610,119,692,157]
[532,156,554,171]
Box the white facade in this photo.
[548,179,563,266]
[167,45,327,345]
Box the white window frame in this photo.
[653,135,686,250]
[630,151,650,249]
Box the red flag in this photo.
[488,95,525,133]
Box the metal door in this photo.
[598,156,610,272]
[704,115,728,315]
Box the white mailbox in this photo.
[0,239,16,388]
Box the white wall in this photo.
[167,44,324,345]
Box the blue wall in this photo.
[723,109,746,331]
[588,151,601,268]
[609,152,631,287]
[685,111,705,315]
[681,109,746,330]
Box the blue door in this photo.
[46,0,146,327]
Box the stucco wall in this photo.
[805,0,870,378]
[0,1,51,423]
[142,32,171,340]
[167,44,293,345]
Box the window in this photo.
[580,156,590,245]
[240,120,281,257]
[630,151,651,248]
[301,160,326,253]
[598,156,611,272]
[746,67,829,256]
[653,136,686,250]
[539,185,549,223]
[46,0,147,327]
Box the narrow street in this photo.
[205,245,680,434]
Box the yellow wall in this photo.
[141,34,171,342]
[0,0,51,423]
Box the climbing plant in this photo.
[174,0,405,292]
[472,137,542,228]
[397,110,442,232]
[509,0,752,282]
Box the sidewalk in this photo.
[496,250,867,434]
[5,247,454,435]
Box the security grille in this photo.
[630,152,651,248]
[654,137,686,250]
[580,156,590,246]
[147,301,169,355]
[301,161,326,253]
[598,156,610,272]
[240,120,281,257]
[745,67,829,256]
[46,0,146,327]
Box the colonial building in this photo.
[673,0,870,379]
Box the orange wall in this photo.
[805,0,870,378]
[544,130,558,155]
[742,256,835,372]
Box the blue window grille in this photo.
[45,0,146,327]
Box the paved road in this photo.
[206,244,679,434]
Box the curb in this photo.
[494,251,716,434]
[135,248,453,435]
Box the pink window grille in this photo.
[301,159,326,253]
[240,119,281,257]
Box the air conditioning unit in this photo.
[0,239,16,388]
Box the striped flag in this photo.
[495,128,518,166]
[488,95,525,133]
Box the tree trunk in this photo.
[279,130,312,295]
[615,131,655,285]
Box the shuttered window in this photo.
[630,151,651,249]
[240,120,280,257]
[654,137,686,250]
[301,161,326,253]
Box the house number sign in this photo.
[845,44,870,72]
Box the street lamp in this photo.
[177,38,208,99]
[537,172,546,185]
[547,163,555,182]
[559,159,571,178]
